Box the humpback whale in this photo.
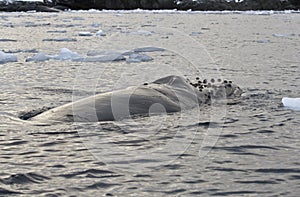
[28,75,242,122]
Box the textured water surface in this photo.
[0,11,299,196]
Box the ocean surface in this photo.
[0,10,299,196]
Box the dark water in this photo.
[0,11,299,196]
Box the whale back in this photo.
[30,76,196,122]
[29,75,242,122]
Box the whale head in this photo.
[188,78,242,101]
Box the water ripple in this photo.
[59,169,117,179]
[0,187,22,195]
[254,168,300,173]
[1,172,50,185]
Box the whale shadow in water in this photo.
[27,75,242,123]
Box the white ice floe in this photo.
[77,30,106,37]
[190,32,203,36]
[272,33,296,38]
[126,53,153,63]
[75,55,125,62]
[282,97,300,111]
[87,50,126,57]
[96,30,106,37]
[0,51,17,64]
[54,48,81,60]
[26,48,82,62]
[78,31,93,36]
[26,52,51,62]
[26,48,127,62]
[86,49,154,63]
[133,47,165,52]
[129,30,153,36]
[25,47,158,63]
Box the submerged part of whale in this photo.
[29,75,242,122]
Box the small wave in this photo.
[162,164,184,170]
[202,145,279,157]
[0,172,50,185]
[109,139,150,146]
[235,180,279,184]
[205,145,279,151]
[256,129,275,134]
[47,30,67,33]
[0,39,17,42]
[254,168,300,173]
[33,86,74,94]
[289,175,300,180]
[59,169,116,179]
[0,140,28,146]
[207,167,247,172]
[211,190,266,196]
[0,187,21,195]
[42,38,77,42]
[183,121,221,128]
[219,134,238,138]
[163,188,186,195]
[86,181,120,189]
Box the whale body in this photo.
[29,75,242,122]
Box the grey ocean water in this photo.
[0,11,300,196]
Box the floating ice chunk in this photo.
[53,48,82,60]
[26,48,82,62]
[87,50,125,57]
[121,51,135,56]
[190,32,203,36]
[133,47,165,53]
[96,30,106,37]
[129,30,152,36]
[87,50,105,56]
[75,54,125,62]
[126,53,153,63]
[26,52,52,62]
[78,31,93,36]
[0,51,17,64]
[25,48,157,63]
[282,97,300,111]
[272,34,295,38]
[91,23,101,28]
